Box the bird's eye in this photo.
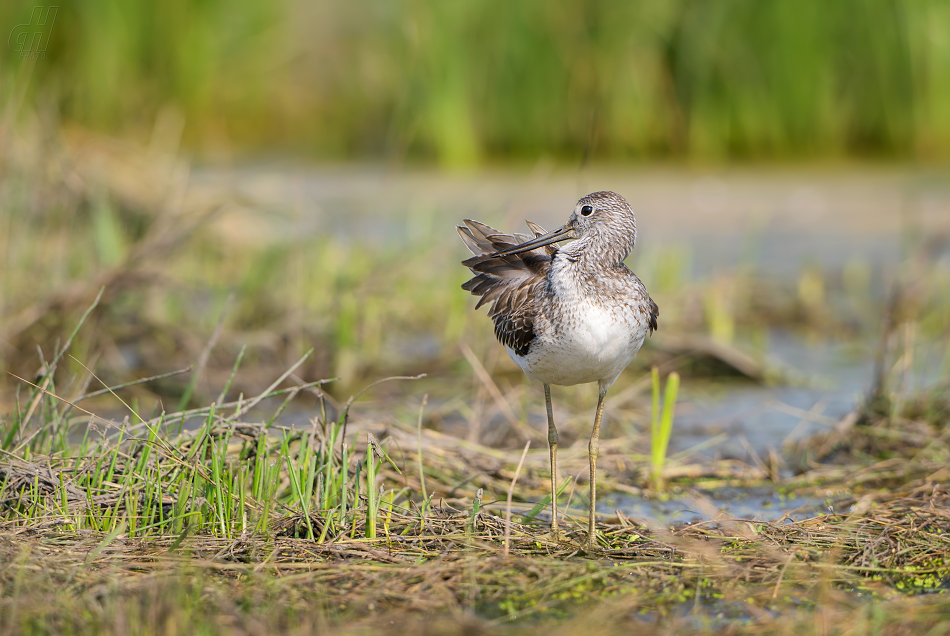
[580,205,593,217]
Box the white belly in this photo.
[508,301,646,388]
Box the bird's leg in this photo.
[543,383,559,538]
[588,387,608,551]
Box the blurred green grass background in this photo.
[3,0,950,402]
[3,0,950,164]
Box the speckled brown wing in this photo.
[457,220,554,356]
[622,265,659,336]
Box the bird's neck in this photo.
[560,234,634,270]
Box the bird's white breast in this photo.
[507,256,649,388]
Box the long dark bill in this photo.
[489,225,575,257]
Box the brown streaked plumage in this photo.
[458,191,658,551]
[458,220,555,356]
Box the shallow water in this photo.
[606,486,838,525]
[670,332,870,460]
[194,164,950,274]
[670,330,946,462]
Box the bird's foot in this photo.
[536,528,562,543]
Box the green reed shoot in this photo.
[468,488,483,534]
[521,477,571,524]
[651,368,680,492]
[365,436,380,539]
[417,395,429,513]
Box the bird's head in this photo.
[490,191,637,263]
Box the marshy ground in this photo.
[2,125,950,635]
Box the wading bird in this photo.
[458,191,658,550]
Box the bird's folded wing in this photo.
[457,220,554,356]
